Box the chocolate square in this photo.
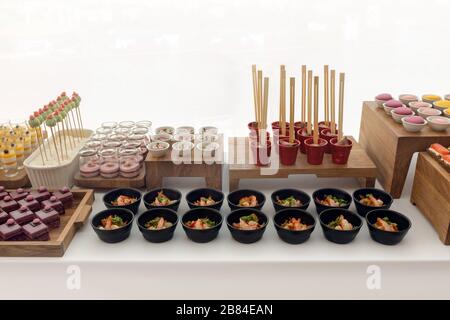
[35,207,60,230]
[0,219,24,241]
[41,196,64,215]
[0,210,9,224]
[0,186,8,200]
[30,187,51,203]
[18,195,41,212]
[0,196,19,213]
[23,219,49,241]
[9,207,36,225]
[53,187,74,209]
[9,188,29,202]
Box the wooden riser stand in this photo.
[228,136,376,191]
[411,152,450,245]
[359,101,450,198]
[145,135,224,190]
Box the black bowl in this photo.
[137,208,178,243]
[143,188,182,212]
[226,208,268,244]
[186,188,224,210]
[366,209,411,245]
[271,188,311,212]
[353,188,393,217]
[227,189,266,211]
[273,209,316,244]
[91,208,134,243]
[181,207,223,243]
[319,208,362,244]
[312,188,352,214]
[103,188,142,214]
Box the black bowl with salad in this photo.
[366,209,411,245]
[186,188,224,210]
[271,188,311,212]
[312,188,352,214]
[352,188,393,217]
[143,188,182,212]
[181,207,223,243]
[137,208,179,243]
[226,208,268,244]
[91,208,134,243]
[319,208,362,244]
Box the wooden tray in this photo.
[145,135,224,190]
[359,101,450,198]
[0,169,30,189]
[0,189,94,257]
[228,136,376,191]
[74,167,146,189]
[411,152,450,245]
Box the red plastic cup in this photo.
[298,128,314,154]
[330,137,353,164]
[320,128,338,154]
[250,140,272,166]
[271,121,289,132]
[278,138,300,166]
[304,138,327,165]
[248,121,259,131]
[249,130,270,143]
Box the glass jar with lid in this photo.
[85,140,102,151]
[101,121,118,130]
[99,148,119,179]
[135,120,152,129]
[102,141,122,150]
[119,148,141,176]
[96,127,112,135]
[108,133,127,143]
[89,133,107,143]
[79,149,100,178]
[128,133,148,146]
[114,127,131,136]
[118,121,135,129]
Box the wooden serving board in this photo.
[145,135,224,190]
[359,101,450,198]
[411,152,450,245]
[74,167,146,189]
[228,136,376,191]
[0,189,94,257]
[0,169,30,189]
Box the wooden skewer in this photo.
[280,66,286,136]
[338,72,345,142]
[252,65,259,126]
[313,76,319,145]
[57,122,65,160]
[257,70,263,129]
[324,65,329,126]
[65,117,74,149]
[263,77,269,131]
[69,110,79,142]
[289,77,295,143]
[49,126,61,165]
[76,107,84,139]
[330,70,336,135]
[61,119,69,156]
[307,70,313,135]
[35,128,45,165]
[301,65,306,123]
[38,127,49,160]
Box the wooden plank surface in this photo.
[359,101,450,198]
[411,153,450,245]
[0,189,94,257]
[74,167,146,189]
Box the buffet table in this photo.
[0,154,449,300]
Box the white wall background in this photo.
[1,0,449,138]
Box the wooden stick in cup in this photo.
[324,65,329,126]
[301,65,306,124]
[338,72,345,142]
[313,76,319,145]
[307,70,312,135]
[252,65,259,126]
[330,69,336,135]
[280,66,286,136]
[263,77,269,130]
[289,77,295,143]
[257,70,263,129]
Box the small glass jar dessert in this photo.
[85,140,103,151]
[135,120,152,129]
[127,133,148,146]
[108,133,127,143]
[119,148,141,177]
[96,127,112,136]
[113,127,131,136]
[99,148,120,179]
[102,141,122,150]
[79,149,101,178]
[89,133,107,143]
[101,121,118,130]
[118,121,135,129]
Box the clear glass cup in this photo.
[108,133,127,143]
[130,127,148,135]
[118,121,135,129]
[114,127,131,136]
[102,141,122,150]
[96,127,112,135]
[89,133,107,142]
[135,120,152,129]
[85,140,103,151]
[79,149,100,174]
[101,121,118,129]
[99,148,119,179]
[128,133,148,146]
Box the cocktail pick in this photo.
[71,95,83,139]
[54,110,67,159]
[34,111,49,160]
[60,106,74,149]
[72,92,84,138]
[46,114,60,164]
[28,115,45,165]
